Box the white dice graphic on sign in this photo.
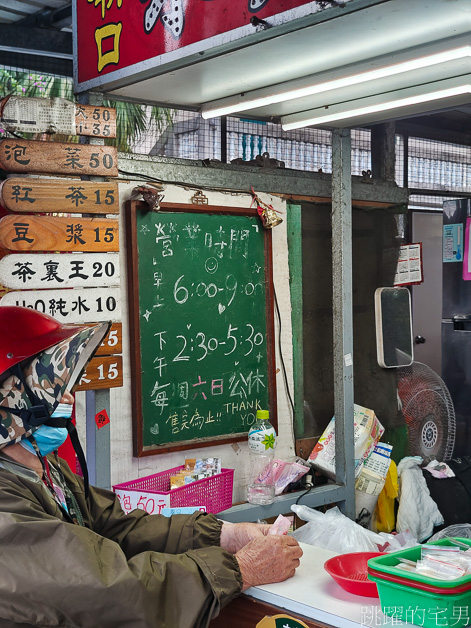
[249,0,270,12]
[161,0,184,38]
[144,0,165,33]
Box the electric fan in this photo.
[397,362,456,462]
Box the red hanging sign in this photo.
[75,1,322,87]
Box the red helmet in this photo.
[0,306,109,456]
[0,306,90,381]
[0,307,110,497]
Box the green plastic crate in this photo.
[368,573,471,628]
[368,537,471,589]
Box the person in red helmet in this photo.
[0,307,302,628]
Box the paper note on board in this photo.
[443,224,463,263]
[114,489,169,515]
[394,244,423,286]
[1,96,76,135]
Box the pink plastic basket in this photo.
[113,466,234,514]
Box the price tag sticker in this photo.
[95,408,110,429]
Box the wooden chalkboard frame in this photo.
[126,200,277,457]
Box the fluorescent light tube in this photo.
[281,84,471,130]
[201,45,471,119]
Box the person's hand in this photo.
[220,522,271,553]
[235,535,303,590]
[60,391,74,404]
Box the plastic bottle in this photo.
[247,409,277,505]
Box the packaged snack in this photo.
[202,458,221,475]
[272,459,309,495]
[417,555,466,580]
[170,474,185,490]
[355,443,393,528]
[185,459,197,471]
[272,459,290,483]
[173,457,222,489]
[183,475,197,485]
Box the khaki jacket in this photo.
[0,454,242,628]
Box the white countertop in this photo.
[245,542,407,628]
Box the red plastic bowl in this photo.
[324,552,384,597]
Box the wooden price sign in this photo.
[0,287,121,323]
[75,355,123,391]
[0,215,119,252]
[93,322,122,356]
[75,104,117,139]
[74,323,123,388]
[0,178,119,214]
[0,140,118,177]
[0,253,120,289]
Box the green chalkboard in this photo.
[126,201,276,456]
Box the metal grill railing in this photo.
[0,63,469,204]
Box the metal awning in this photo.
[1,0,469,132]
[79,0,471,130]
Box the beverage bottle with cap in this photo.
[247,409,277,505]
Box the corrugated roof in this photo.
[0,0,71,29]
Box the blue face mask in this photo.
[50,403,74,420]
[20,403,73,456]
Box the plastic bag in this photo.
[291,505,383,553]
[377,530,418,553]
[396,456,444,542]
[429,524,471,543]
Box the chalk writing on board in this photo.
[130,206,274,451]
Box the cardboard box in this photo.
[309,404,384,479]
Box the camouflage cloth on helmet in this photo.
[0,323,109,448]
